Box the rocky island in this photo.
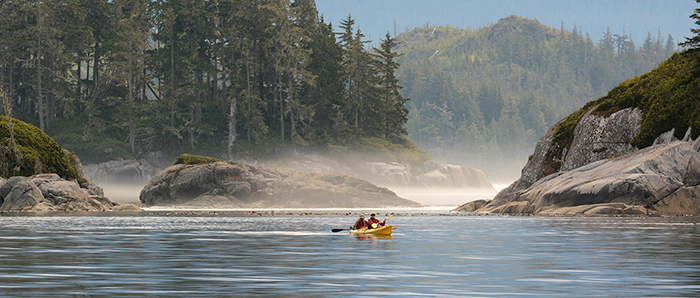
[140,154,421,208]
[0,116,136,212]
[456,48,700,216]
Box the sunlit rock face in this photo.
[140,161,421,208]
[561,108,642,171]
[512,107,642,194]
[480,141,700,216]
[481,103,700,216]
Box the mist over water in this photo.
[101,182,510,208]
[100,184,145,205]
[392,184,510,206]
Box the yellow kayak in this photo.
[350,225,393,236]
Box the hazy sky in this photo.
[316,0,697,47]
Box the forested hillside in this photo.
[0,0,423,164]
[398,16,676,179]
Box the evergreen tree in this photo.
[679,0,700,48]
[374,32,408,140]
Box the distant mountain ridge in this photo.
[397,16,675,179]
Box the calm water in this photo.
[0,214,699,297]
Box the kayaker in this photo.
[352,214,369,230]
[367,212,386,228]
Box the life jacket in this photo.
[367,217,385,227]
[353,219,369,229]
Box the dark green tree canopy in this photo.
[0,0,419,164]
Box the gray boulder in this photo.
[0,174,121,212]
[32,174,89,202]
[562,108,642,171]
[63,149,104,196]
[85,159,160,185]
[140,161,421,208]
[453,199,492,212]
[0,177,52,212]
[479,141,700,215]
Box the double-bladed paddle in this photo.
[331,215,393,233]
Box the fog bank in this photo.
[391,184,509,206]
[101,184,144,205]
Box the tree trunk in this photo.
[279,73,284,144]
[92,42,99,101]
[169,28,175,129]
[36,1,44,132]
[227,93,237,160]
[189,105,195,148]
[77,53,82,101]
[46,56,54,128]
[129,61,135,153]
[288,75,296,143]
[246,60,251,143]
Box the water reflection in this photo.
[353,234,393,241]
[0,215,698,297]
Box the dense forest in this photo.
[397,16,677,179]
[0,0,419,164]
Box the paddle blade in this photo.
[386,215,393,221]
[331,229,345,233]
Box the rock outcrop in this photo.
[140,161,421,208]
[0,174,132,212]
[467,49,700,216]
[453,199,492,212]
[85,159,160,185]
[267,154,494,189]
[479,141,700,215]
[414,164,493,188]
[512,107,642,194]
[483,101,700,216]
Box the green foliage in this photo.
[0,0,412,164]
[398,16,676,170]
[0,116,79,180]
[592,49,700,148]
[550,48,700,153]
[174,153,221,166]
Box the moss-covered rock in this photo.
[174,153,222,165]
[0,116,80,180]
[554,48,700,151]
[483,49,700,215]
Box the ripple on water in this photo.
[0,215,698,297]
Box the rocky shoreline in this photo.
[462,118,700,216]
[3,208,697,218]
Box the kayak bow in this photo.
[350,225,393,236]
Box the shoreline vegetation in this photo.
[0,1,422,165]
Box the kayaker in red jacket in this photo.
[352,215,369,230]
[367,212,385,228]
